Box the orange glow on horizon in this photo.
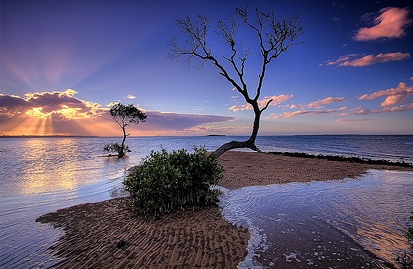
[0,115,162,137]
[1,89,238,136]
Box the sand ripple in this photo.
[37,198,249,269]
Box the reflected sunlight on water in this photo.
[19,138,93,195]
[0,137,134,268]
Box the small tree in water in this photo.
[169,6,303,157]
[104,103,147,158]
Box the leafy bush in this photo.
[104,142,130,157]
[124,147,224,217]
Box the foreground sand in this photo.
[37,151,412,268]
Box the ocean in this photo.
[0,135,412,268]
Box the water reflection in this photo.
[0,137,131,268]
[20,139,78,195]
[21,160,78,195]
[1,136,412,268]
[220,170,413,268]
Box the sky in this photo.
[1,0,413,136]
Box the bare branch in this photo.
[168,6,302,156]
[261,99,273,112]
[216,13,250,93]
[168,15,212,68]
[240,8,303,101]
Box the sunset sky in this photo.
[1,0,413,136]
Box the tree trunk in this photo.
[213,105,262,157]
[119,127,127,158]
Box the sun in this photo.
[25,107,49,119]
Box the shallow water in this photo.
[220,170,413,268]
[0,138,132,268]
[0,136,412,268]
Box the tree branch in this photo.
[169,6,302,155]
[261,99,273,112]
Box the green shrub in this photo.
[124,147,224,218]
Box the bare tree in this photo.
[169,6,303,157]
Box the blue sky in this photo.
[1,0,412,136]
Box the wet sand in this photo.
[219,151,412,190]
[37,151,412,268]
[37,199,248,269]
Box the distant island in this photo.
[206,134,226,137]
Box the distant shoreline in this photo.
[2,134,412,138]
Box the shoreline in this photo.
[37,151,412,268]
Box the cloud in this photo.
[0,89,103,121]
[289,104,303,109]
[126,95,136,99]
[336,118,372,122]
[381,102,413,112]
[0,90,236,136]
[229,94,293,112]
[339,107,372,116]
[339,103,413,117]
[355,7,412,41]
[268,83,413,120]
[339,102,413,119]
[269,107,346,119]
[143,111,235,131]
[184,125,237,133]
[307,97,347,109]
[358,82,413,106]
[268,96,347,118]
[326,52,410,67]
[286,96,346,110]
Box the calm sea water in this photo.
[0,135,412,268]
[221,170,413,268]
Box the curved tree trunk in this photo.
[213,105,262,157]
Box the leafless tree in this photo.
[169,6,303,157]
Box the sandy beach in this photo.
[37,151,412,268]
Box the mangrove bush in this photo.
[124,147,224,218]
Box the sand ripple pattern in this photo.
[37,198,249,269]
